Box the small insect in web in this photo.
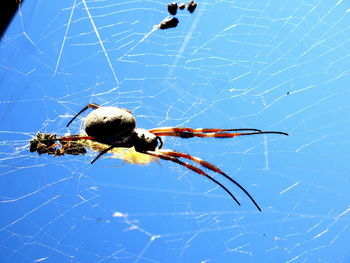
[31,103,288,211]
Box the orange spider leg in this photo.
[188,131,288,138]
[149,127,262,136]
[149,127,288,138]
[158,149,261,211]
[146,151,241,206]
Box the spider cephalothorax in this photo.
[35,103,288,211]
[132,128,162,152]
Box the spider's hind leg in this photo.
[90,145,115,164]
[66,103,100,127]
[90,138,135,164]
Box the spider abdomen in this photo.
[84,107,136,142]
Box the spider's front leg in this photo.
[148,127,288,138]
[148,127,263,138]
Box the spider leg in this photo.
[90,145,115,164]
[90,137,134,164]
[66,103,100,127]
[149,127,288,138]
[158,150,261,211]
[59,134,108,163]
[146,151,241,207]
[149,127,262,137]
[60,135,127,164]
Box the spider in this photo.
[60,103,288,211]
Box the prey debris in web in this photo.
[158,17,179,30]
[160,1,197,30]
[179,3,186,10]
[167,2,178,15]
[30,132,87,156]
[187,1,197,13]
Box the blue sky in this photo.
[1,1,350,262]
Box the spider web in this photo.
[1,0,350,262]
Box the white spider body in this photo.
[84,107,136,143]
[81,105,160,152]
